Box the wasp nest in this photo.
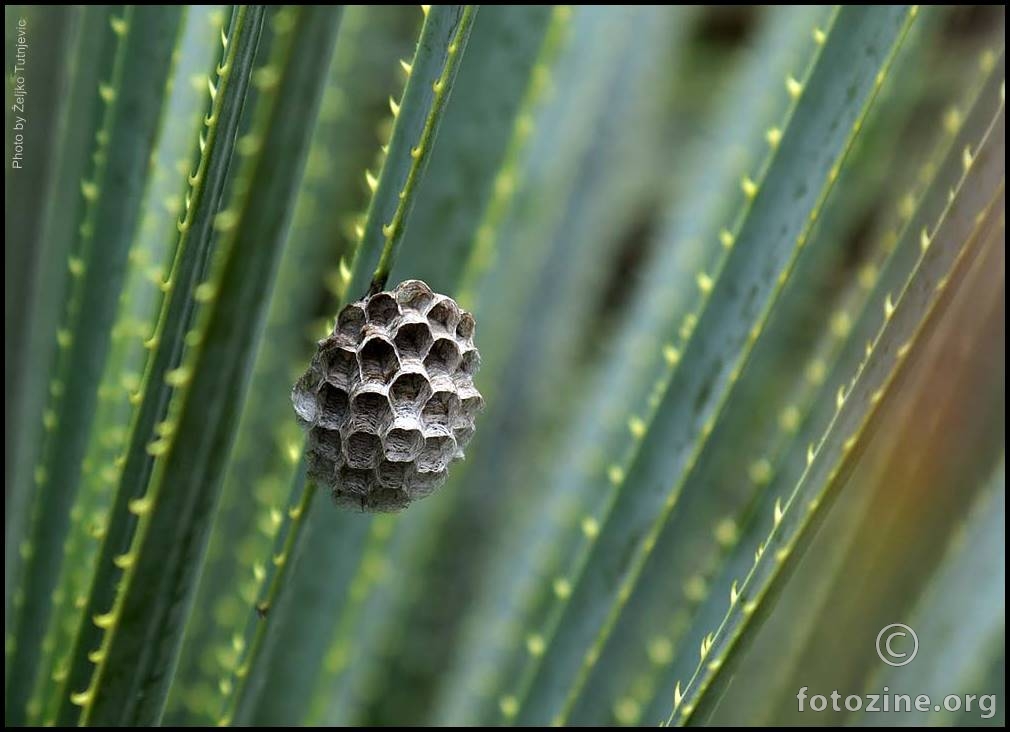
[291,279,483,512]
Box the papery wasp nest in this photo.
[291,279,483,512]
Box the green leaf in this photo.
[157,9,308,723]
[5,8,80,604]
[705,204,1004,726]
[565,11,976,724]
[209,11,423,727]
[434,7,832,724]
[511,7,918,725]
[165,7,418,724]
[248,508,374,724]
[4,7,184,723]
[349,4,478,296]
[765,238,1003,726]
[52,6,269,724]
[390,5,554,293]
[78,6,342,724]
[332,7,690,725]
[668,61,1005,726]
[215,7,477,725]
[28,8,225,724]
[298,8,601,722]
[251,7,567,724]
[644,48,1005,726]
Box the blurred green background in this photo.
[4,5,1005,727]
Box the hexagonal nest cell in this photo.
[291,279,483,513]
